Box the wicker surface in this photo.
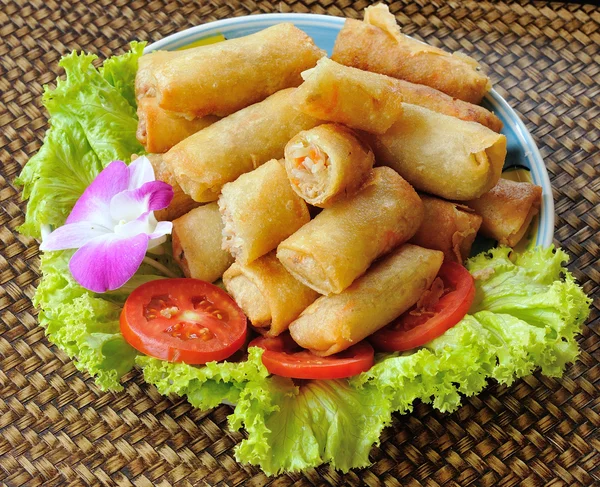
[1,0,599,485]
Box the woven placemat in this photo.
[1,0,599,485]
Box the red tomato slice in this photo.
[120,278,247,364]
[370,261,475,352]
[249,333,374,379]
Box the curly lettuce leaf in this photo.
[15,43,145,238]
[137,347,269,410]
[35,251,137,390]
[101,41,145,109]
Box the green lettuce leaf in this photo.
[15,43,145,237]
[137,347,269,410]
[100,41,145,109]
[35,251,139,390]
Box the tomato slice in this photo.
[369,261,475,352]
[249,333,374,379]
[120,278,247,364]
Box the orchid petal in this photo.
[66,161,129,227]
[148,220,173,240]
[69,233,149,293]
[114,211,172,241]
[40,221,111,251]
[109,181,174,223]
[128,156,156,190]
[147,234,169,251]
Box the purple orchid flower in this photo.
[40,157,174,293]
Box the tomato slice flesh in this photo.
[369,261,475,352]
[249,334,374,380]
[120,278,247,364]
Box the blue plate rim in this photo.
[145,13,554,248]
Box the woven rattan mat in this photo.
[1,0,599,485]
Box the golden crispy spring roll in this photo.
[223,252,319,337]
[132,154,200,221]
[163,88,322,202]
[219,159,310,265]
[284,124,374,207]
[293,57,501,133]
[136,98,219,153]
[277,167,423,295]
[466,178,543,247]
[289,244,444,356]
[410,195,482,262]
[392,78,502,132]
[136,50,186,101]
[291,57,404,134]
[172,203,233,282]
[367,103,506,200]
[332,5,490,104]
[136,23,324,118]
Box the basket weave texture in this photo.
[1,0,599,485]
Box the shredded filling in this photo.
[289,141,330,200]
[220,206,243,258]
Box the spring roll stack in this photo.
[289,244,444,356]
[277,167,424,295]
[146,10,544,359]
[135,24,324,153]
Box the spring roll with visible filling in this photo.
[223,252,319,337]
[284,124,374,207]
[332,5,490,104]
[466,178,543,247]
[136,23,324,118]
[410,195,482,262]
[367,103,506,200]
[291,57,404,134]
[277,167,423,295]
[289,244,444,356]
[136,98,219,153]
[172,203,234,282]
[132,154,200,221]
[219,159,310,265]
[164,88,321,202]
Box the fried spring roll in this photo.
[277,167,423,295]
[392,78,502,132]
[163,88,322,202]
[410,195,482,262]
[132,154,200,221]
[136,98,219,153]
[291,57,404,134]
[223,253,319,337]
[367,103,506,200]
[466,178,543,247]
[219,159,310,265]
[289,244,444,356]
[172,203,233,282]
[284,124,374,207]
[136,50,186,101]
[136,23,324,118]
[332,5,491,104]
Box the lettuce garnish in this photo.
[17,44,591,474]
[15,42,145,237]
